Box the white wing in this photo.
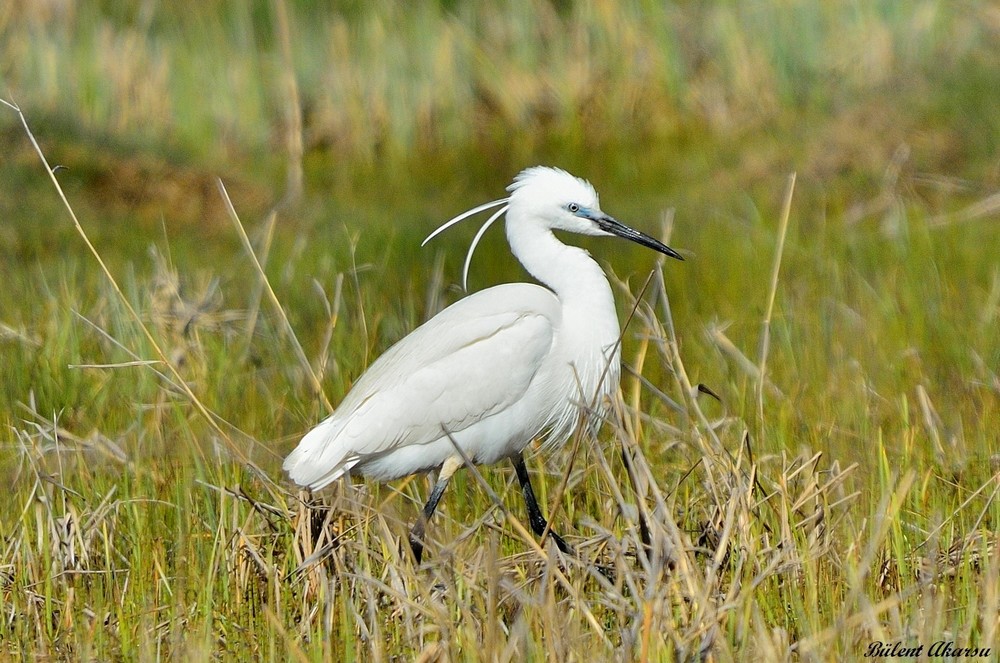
[283,284,560,489]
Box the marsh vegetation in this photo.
[1,2,998,660]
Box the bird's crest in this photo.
[507,166,596,202]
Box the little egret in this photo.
[284,166,682,563]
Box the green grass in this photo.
[2,1,1000,660]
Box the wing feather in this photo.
[283,285,559,489]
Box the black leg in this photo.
[408,478,447,564]
[408,456,462,564]
[512,452,574,556]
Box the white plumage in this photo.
[283,166,682,562]
[285,285,564,486]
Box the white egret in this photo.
[284,166,682,562]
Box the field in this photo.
[1,1,999,660]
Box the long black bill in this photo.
[595,214,684,261]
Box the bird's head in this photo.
[422,165,682,291]
[506,166,604,235]
[507,166,683,259]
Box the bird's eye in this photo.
[568,203,580,213]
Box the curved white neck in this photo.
[505,215,623,411]
[505,220,616,320]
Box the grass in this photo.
[2,1,1000,660]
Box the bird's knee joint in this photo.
[440,455,464,481]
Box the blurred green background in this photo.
[5,1,999,209]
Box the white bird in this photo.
[283,166,682,562]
